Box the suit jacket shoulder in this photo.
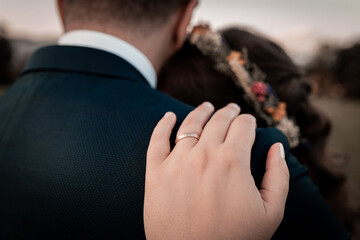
[0,46,192,239]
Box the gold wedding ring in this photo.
[175,133,200,144]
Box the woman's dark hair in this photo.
[158,27,358,232]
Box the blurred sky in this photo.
[0,0,360,60]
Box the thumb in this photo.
[260,143,290,222]
[147,112,177,170]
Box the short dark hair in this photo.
[63,0,191,27]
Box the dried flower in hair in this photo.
[227,51,246,66]
[189,24,301,148]
[252,82,267,102]
[267,102,287,122]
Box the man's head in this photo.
[57,0,198,72]
[60,0,192,29]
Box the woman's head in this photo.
[160,28,304,118]
[159,27,326,138]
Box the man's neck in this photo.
[64,25,173,75]
[59,30,158,88]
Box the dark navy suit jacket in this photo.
[0,46,350,239]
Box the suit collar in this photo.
[58,30,157,88]
[23,45,150,87]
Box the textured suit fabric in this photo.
[0,46,350,239]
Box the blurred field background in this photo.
[313,98,360,184]
[0,0,359,236]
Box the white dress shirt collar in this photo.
[58,30,157,88]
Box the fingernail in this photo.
[164,112,174,118]
[228,103,240,110]
[202,101,213,109]
[279,143,285,159]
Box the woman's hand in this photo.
[144,102,289,240]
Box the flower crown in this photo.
[189,24,300,148]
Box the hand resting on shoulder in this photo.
[144,102,290,240]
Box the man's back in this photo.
[0,46,192,239]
